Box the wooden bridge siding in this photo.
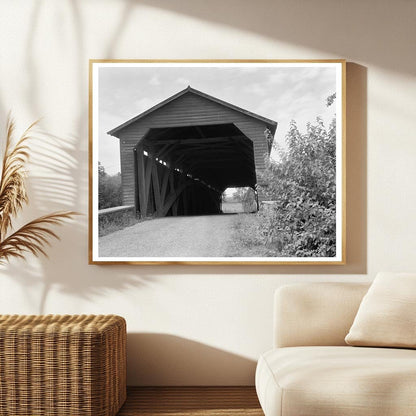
[117,93,270,205]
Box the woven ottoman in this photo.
[0,315,126,416]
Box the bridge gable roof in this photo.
[107,86,277,136]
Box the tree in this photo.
[98,163,123,209]
[257,102,337,257]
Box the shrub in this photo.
[98,163,123,209]
[99,208,139,237]
[257,116,337,257]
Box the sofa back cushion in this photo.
[274,283,370,348]
[346,272,416,348]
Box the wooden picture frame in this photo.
[89,60,346,265]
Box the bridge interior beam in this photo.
[134,123,256,217]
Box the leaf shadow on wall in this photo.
[139,0,416,76]
[0,1,368,317]
[0,129,154,314]
[0,0,148,314]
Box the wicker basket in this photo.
[0,314,126,416]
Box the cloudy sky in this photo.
[97,63,338,175]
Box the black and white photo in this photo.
[89,60,345,264]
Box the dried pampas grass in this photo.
[0,116,77,264]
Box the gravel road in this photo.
[99,214,237,258]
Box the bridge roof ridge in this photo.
[107,86,278,137]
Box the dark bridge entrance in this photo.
[134,123,256,218]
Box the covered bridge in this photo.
[108,86,277,218]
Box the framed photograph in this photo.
[89,60,345,265]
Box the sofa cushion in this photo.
[256,346,416,416]
[274,283,370,348]
[345,272,416,348]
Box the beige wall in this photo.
[0,0,415,385]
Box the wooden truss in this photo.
[134,143,221,218]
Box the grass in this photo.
[99,209,141,237]
[226,213,274,257]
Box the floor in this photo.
[117,386,264,416]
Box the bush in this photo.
[99,208,139,237]
[99,163,123,209]
[256,116,337,257]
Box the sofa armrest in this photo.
[274,283,370,348]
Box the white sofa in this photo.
[255,283,416,416]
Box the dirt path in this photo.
[99,214,238,258]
